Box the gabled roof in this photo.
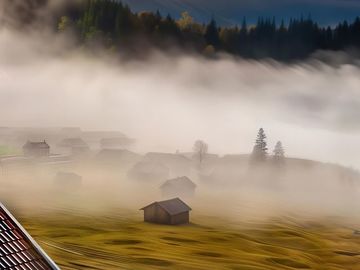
[23,141,50,149]
[141,198,191,216]
[0,203,59,269]
[160,176,197,189]
[58,138,88,148]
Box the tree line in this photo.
[251,128,285,165]
[57,0,360,60]
[192,128,285,169]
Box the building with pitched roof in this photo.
[140,198,191,225]
[23,141,50,158]
[143,153,191,178]
[127,161,170,183]
[57,138,89,155]
[160,176,197,198]
[0,203,59,269]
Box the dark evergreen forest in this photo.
[16,0,360,60]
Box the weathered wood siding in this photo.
[24,147,50,157]
[170,212,189,225]
[143,204,171,224]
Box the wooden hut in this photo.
[143,152,191,178]
[160,176,196,198]
[23,140,50,157]
[128,161,170,183]
[140,198,191,225]
[58,137,90,155]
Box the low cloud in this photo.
[1,4,360,169]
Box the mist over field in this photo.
[0,26,359,221]
[1,26,360,168]
[3,3,360,269]
[1,0,360,223]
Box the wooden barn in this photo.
[140,198,191,225]
[160,176,197,198]
[58,137,90,155]
[128,161,170,183]
[23,140,50,157]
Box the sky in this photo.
[122,0,360,26]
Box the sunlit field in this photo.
[13,206,360,270]
[1,161,360,270]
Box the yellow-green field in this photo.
[15,209,360,270]
[0,145,19,156]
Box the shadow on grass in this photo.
[134,257,174,266]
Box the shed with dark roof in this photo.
[58,137,89,155]
[23,140,50,157]
[140,198,191,225]
[160,176,197,198]
[0,203,59,269]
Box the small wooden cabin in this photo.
[160,176,196,198]
[23,140,50,157]
[58,137,89,155]
[140,198,191,225]
[128,161,170,183]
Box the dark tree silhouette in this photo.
[204,18,220,48]
[53,1,360,60]
[193,140,208,168]
[252,128,268,162]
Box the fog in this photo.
[1,27,360,168]
[1,2,360,225]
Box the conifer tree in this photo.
[204,18,220,48]
[273,141,285,160]
[252,128,268,162]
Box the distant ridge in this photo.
[121,0,360,26]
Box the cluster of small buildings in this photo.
[0,128,208,269]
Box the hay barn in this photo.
[160,176,196,198]
[140,198,191,225]
[23,140,50,157]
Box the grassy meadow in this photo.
[0,145,20,156]
[15,208,360,270]
[3,163,360,270]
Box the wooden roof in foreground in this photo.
[0,203,59,270]
[141,198,192,216]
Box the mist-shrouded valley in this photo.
[2,1,360,270]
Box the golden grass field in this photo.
[15,207,360,270]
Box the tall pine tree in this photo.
[204,18,220,48]
[252,128,268,162]
[273,141,285,161]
